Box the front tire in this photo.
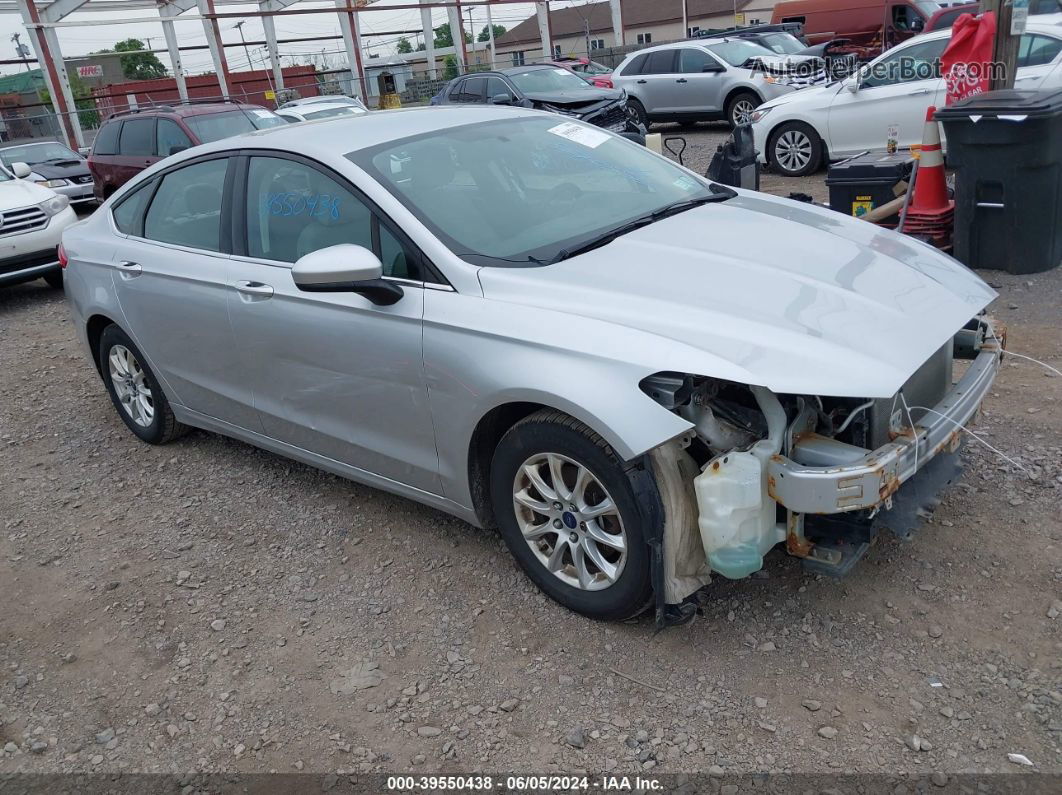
[98,325,188,445]
[490,410,654,621]
[726,91,761,128]
[768,121,824,177]
[624,97,649,131]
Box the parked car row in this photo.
[751,18,1062,175]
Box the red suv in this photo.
[88,101,285,202]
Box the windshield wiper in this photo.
[551,185,735,264]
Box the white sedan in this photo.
[275,100,369,124]
[751,20,1062,176]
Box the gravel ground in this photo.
[1,132,1059,781]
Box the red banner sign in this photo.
[941,12,997,105]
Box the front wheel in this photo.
[726,91,761,128]
[768,121,824,177]
[490,410,654,621]
[624,97,649,131]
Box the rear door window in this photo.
[621,53,648,76]
[112,179,156,235]
[92,121,120,156]
[643,50,678,75]
[156,118,193,157]
[1018,34,1062,68]
[143,158,229,251]
[118,118,155,156]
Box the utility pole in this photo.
[11,32,32,72]
[983,0,1021,90]
[234,20,254,72]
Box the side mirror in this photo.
[702,63,725,73]
[846,77,859,93]
[291,244,403,306]
[11,162,31,178]
[491,92,513,105]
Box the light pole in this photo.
[233,20,253,72]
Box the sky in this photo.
[0,1,597,77]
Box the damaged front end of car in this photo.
[640,316,1004,627]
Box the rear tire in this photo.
[98,325,188,445]
[490,410,654,621]
[624,97,649,131]
[768,120,824,177]
[42,269,63,290]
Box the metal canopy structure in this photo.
[2,0,598,149]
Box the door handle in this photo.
[116,260,142,278]
[636,79,647,84]
[676,78,688,83]
[235,280,274,298]
[910,88,931,95]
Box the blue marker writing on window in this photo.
[263,192,342,219]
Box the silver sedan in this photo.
[61,106,1001,624]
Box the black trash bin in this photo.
[935,88,1062,274]
[825,152,913,221]
[706,123,759,190]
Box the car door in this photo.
[108,153,259,429]
[826,36,948,157]
[632,49,680,114]
[1014,33,1062,91]
[114,117,160,187]
[225,152,441,492]
[674,46,727,115]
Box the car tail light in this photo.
[58,243,68,269]
[596,78,614,89]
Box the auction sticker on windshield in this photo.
[548,121,610,149]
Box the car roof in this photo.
[105,102,266,122]
[283,101,360,113]
[169,105,540,160]
[498,64,564,76]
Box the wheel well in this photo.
[724,87,761,112]
[86,314,117,376]
[102,185,116,199]
[467,401,546,528]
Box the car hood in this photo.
[25,160,89,179]
[476,191,995,398]
[0,178,58,208]
[757,80,840,111]
[524,88,624,108]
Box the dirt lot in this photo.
[1,126,1060,783]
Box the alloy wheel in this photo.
[731,98,757,126]
[108,344,154,428]
[775,129,813,173]
[512,452,627,591]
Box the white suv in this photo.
[0,164,77,289]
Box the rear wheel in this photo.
[98,325,188,445]
[726,91,761,128]
[768,121,824,177]
[490,410,654,621]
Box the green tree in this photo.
[39,71,98,129]
[442,55,460,80]
[477,24,507,42]
[396,37,413,54]
[433,23,472,49]
[93,38,168,81]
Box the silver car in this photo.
[62,106,1002,624]
[612,39,807,128]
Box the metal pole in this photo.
[486,1,496,69]
[335,0,370,101]
[682,0,688,37]
[536,2,551,60]
[16,0,82,149]
[448,1,467,72]
[160,15,189,102]
[234,21,254,71]
[609,0,623,47]
[197,0,232,97]
[419,0,437,79]
[260,8,286,92]
[984,0,1020,90]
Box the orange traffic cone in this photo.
[902,106,954,249]
[908,106,949,212]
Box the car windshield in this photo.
[353,116,718,266]
[303,106,364,120]
[184,109,285,143]
[706,39,776,66]
[0,142,80,166]
[915,0,940,18]
[508,67,595,93]
[757,33,806,54]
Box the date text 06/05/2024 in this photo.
[386,775,663,791]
